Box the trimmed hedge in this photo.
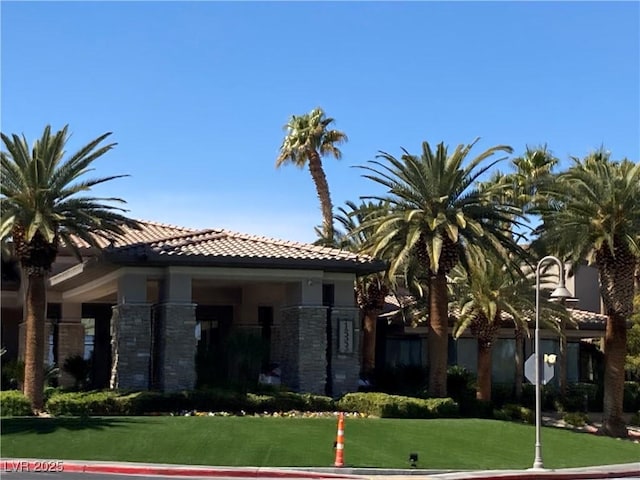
[44,389,335,416]
[336,392,459,418]
[0,390,33,416]
[494,403,534,424]
[46,391,125,416]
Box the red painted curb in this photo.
[1,460,361,478]
[2,460,637,479]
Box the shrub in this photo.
[42,388,336,416]
[563,411,589,427]
[446,366,477,416]
[62,355,91,390]
[495,403,534,424]
[491,383,516,408]
[554,383,601,413]
[1,361,59,390]
[1,360,24,390]
[189,389,244,413]
[299,393,334,412]
[128,391,191,415]
[630,410,640,426]
[45,391,124,416]
[0,390,32,416]
[336,392,458,419]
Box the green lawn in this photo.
[1,416,638,469]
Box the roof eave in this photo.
[103,251,386,275]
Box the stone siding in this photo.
[110,303,152,390]
[279,306,327,394]
[153,303,197,392]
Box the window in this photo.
[491,338,515,384]
[82,317,95,360]
[385,337,423,367]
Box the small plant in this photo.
[1,360,24,390]
[62,355,91,390]
[45,364,60,388]
[563,411,589,427]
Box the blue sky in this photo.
[2,1,639,243]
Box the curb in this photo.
[1,460,638,479]
[421,466,640,480]
[0,460,362,478]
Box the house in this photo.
[1,220,385,397]
[376,264,609,388]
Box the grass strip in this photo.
[1,416,638,469]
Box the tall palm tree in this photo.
[479,145,560,396]
[358,138,528,397]
[448,249,569,401]
[509,145,558,213]
[1,125,137,411]
[276,108,347,244]
[536,151,640,437]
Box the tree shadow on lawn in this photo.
[1,417,144,435]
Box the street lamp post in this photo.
[532,255,573,471]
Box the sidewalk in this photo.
[1,459,638,479]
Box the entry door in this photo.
[195,305,233,387]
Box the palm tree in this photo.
[479,145,560,396]
[535,150,640,437]
[509,145,558,213]
[358,138,528,397]
[1,125,137,411]
[448,249,569,401]
[276,108,347,244]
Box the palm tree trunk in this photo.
[596,249,634,438]
[428,273,449,397]
[514,326,524,400]
[22,271,47,412]
[477,340,492,402]
[307,150,334,243]
[362,309,378,376]
[602,313,628,437]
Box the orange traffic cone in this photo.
[334,412,345,467]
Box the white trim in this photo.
[60,270,121,301]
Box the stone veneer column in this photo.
[279,306,327,394]
[330,307,361,397]
[110,303,152,390]
[155,303,197,392]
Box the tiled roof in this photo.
[566,308,608,326]
[71,220,198,249]
[381,294,608,328]
[99,221,385,274]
